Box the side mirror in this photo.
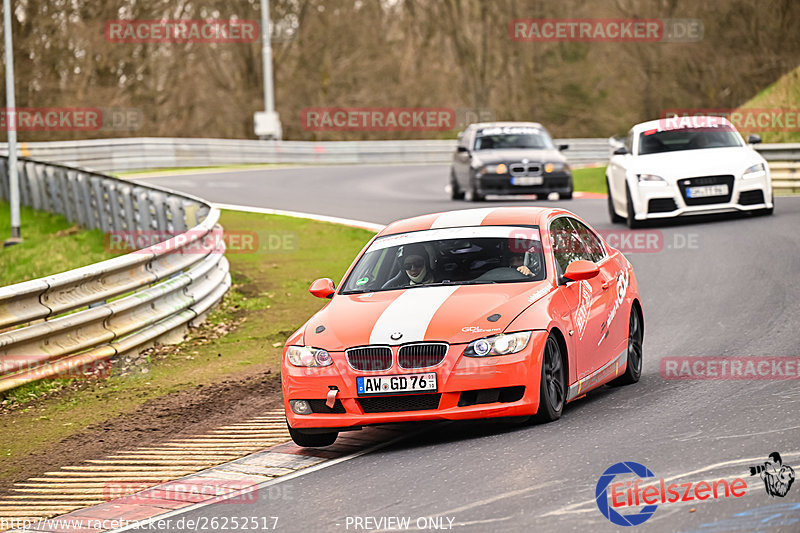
[457,146,469,153]
[613,146,628,155]
[309,278,336,299]
[558,144,569,151]
[747,134,762,145]
[562,260,600,282]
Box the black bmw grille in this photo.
[509,163,542,176]
[358,394,441,413]
[678,175,734,206]
[346,346,392,371]
[398,343,448,369]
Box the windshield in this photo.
[638,126,742,155]
[473,127,555,151]
[340,226,546,294]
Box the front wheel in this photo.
[467,178,485,202]
[607,178,624,223]
[287,422,338,447]
[626,183,643,229]
[535,334,566,422]
[610,307,643,386]
[450,170,465,200]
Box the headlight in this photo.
[742,163,766,179]
[287,346,332,367]
[464,331,532,357]
[480,163,507,175]
[544,162,568,173]
[637,173,667,184]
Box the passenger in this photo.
[382,244,435,288]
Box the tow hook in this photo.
[326,386,339,408]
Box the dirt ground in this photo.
[0,366,283,496]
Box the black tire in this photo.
[468,178,485,202]
[625,183,643,229]
[610,306,643,386]
[287,423,338,447]
[450,170,465,200]
[535,334,566,422]
[560,190,573,200]
[607,178,624,223]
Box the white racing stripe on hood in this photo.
[369,286,459,345]
[431,208,495,229]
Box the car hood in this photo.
[631,147,764,180]
[302,281,552,351]
[472,149,565,166]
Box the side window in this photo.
[624,129,634,154]
[566,218,606,263]
[550,218,585,276]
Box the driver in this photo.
[382,244,435,289]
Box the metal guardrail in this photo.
[0,137,611,172]
[0,157,231,393]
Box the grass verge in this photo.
[0,201,117,285]
[572,165,607,194]
[0,210,375,480]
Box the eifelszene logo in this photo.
[595,461,748,526]
[749,452,795,497]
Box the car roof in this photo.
[377,207,577,236]
[467,121,545,130]
[632,116,735,134]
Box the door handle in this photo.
[601,280,612,290]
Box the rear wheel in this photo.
[626,183,643,229]
[535,334,565,422]
[287,422,338,447]
[607,178,624,223]
[610,307,643,386]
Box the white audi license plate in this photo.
[511,176,544,186]
[357,373,437,395]
[686,184,728,198]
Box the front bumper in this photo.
[631,173,773,220]
[475,172,572,195]
[282,331,549,430]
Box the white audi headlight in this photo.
[287,346,332,367]
[464,332,532,357]
[742,163,767,179]
[637,173,667,185]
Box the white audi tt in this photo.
[606,117,773,228]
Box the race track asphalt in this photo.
[131,165,800,532]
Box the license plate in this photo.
[357,373,437,395]
[511,176,543,186]
[686,184,728,198]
